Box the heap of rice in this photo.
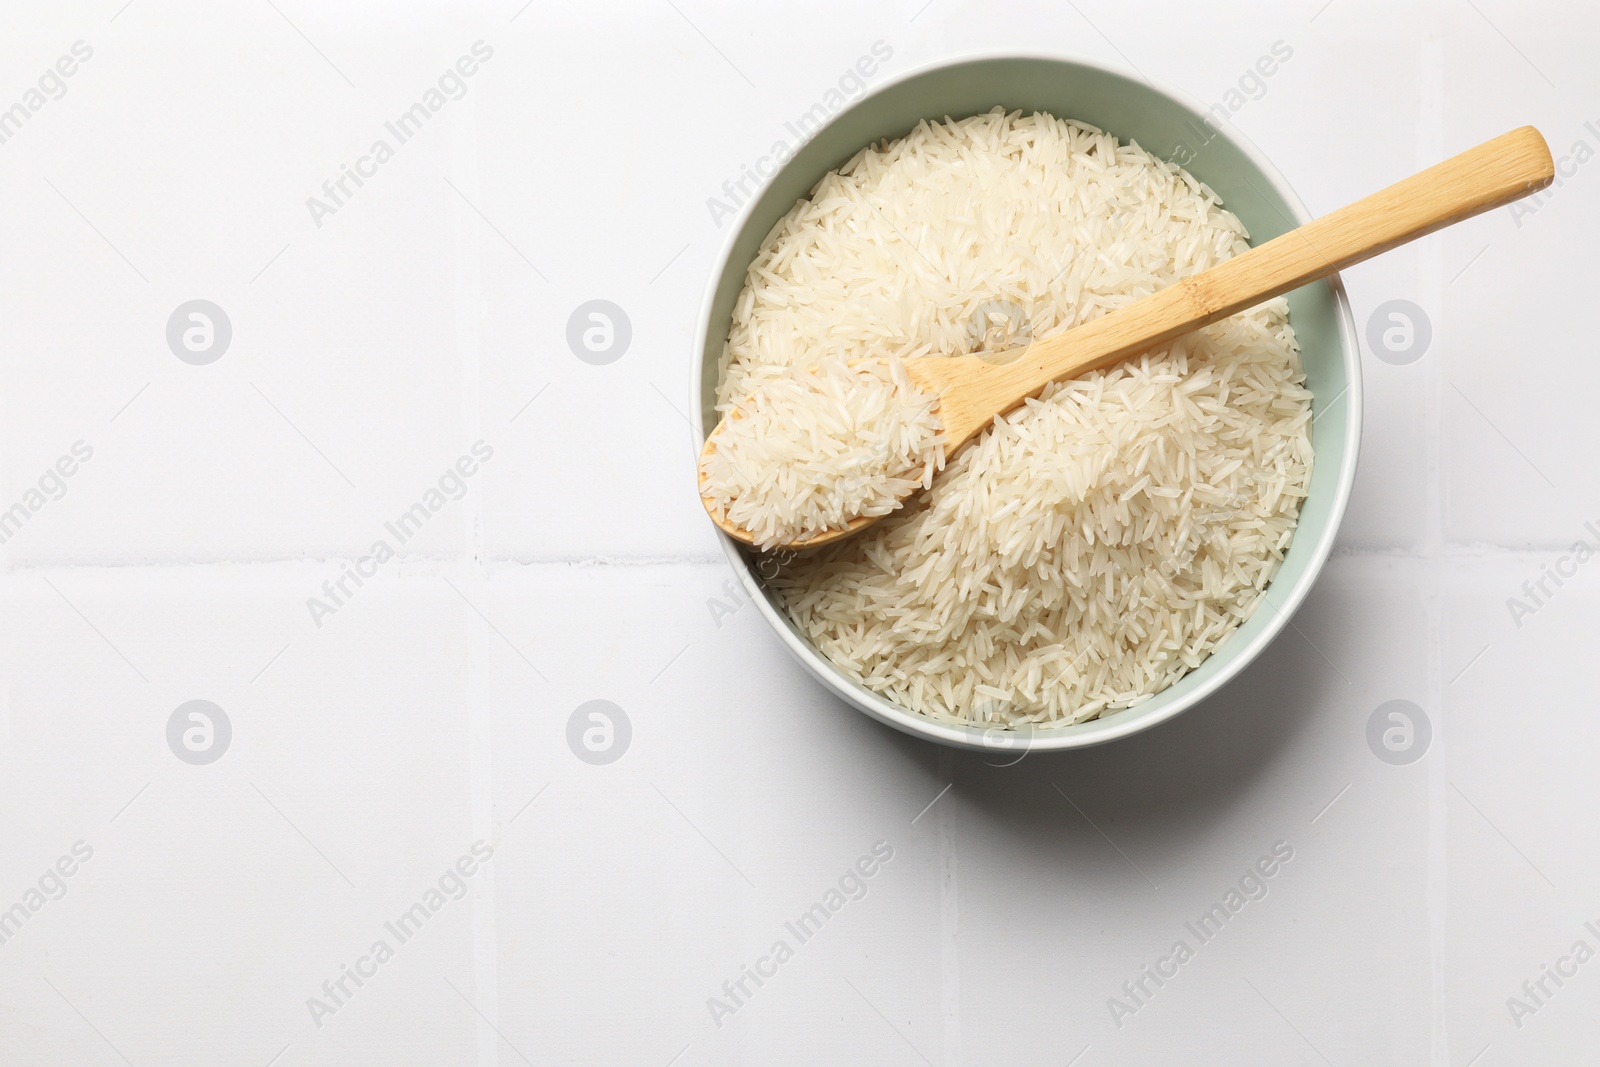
[699,357,944,549]
[717,108,1313,728]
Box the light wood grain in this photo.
[703,126,1555,550]
[915,125,1554,452]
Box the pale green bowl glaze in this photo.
[691,53,1361,751]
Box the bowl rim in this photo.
[689,49,1363,752]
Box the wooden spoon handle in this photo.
[990,126,1554,402]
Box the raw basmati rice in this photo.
[716,108,1314,728]
[699,356,945,549]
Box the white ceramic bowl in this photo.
[691,53,1361,752]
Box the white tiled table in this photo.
[1,2,1595,1063]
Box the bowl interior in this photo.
[695,56,1357,750]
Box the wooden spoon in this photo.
[701,125,1554,549]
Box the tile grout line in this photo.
[451,86,504,1067]
[936,747,962,1065]
[1419,23,1451,1067]
[454,87,489,583]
